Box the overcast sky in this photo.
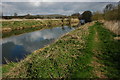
[1,0,119,2]
[1,1,118,16]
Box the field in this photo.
[2,21,120,78]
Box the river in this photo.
[1,25,76,64]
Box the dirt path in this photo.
[91,27,107,78]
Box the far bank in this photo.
[1,18,79,38]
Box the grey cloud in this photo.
[1,0,119,2]
[2,2,117,16]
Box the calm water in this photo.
[1,26,75,64]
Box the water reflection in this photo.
[1,26,75,64]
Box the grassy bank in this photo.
[1,19,79,38]
[2,22,120,78]
[100,20,120,35]
[1,19,79,30]
[2,23,74,38]
[94,22,120,78]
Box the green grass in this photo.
[2,63,16,74]
[94,22,120,78]
[2,20,61,29]
[1,19,78,29]
[2,21,120,78]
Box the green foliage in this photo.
[92,12,104,20]
[82,11,92,22]
[104,6,119,21]
[103,3,116,20]
[71,13,81,19]
[2,14,67,19]
[92,2,120,21]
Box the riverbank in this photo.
[99,20,120,35]
[1,18,79,38]
[2,21,120,78]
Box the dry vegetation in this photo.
[103,21,120,35]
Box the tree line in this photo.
[92,1,120,21]
[72,1,120,22]
[2,14,68,19]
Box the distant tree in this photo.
[81,11,92,23]
[71,13,81,19]
[25,14,31,19]
[36,15,40,19]
[14,12,18,16]
[0,12,3,18]
[104,4,114,13]
[1,12,3,16]
[26,14,30,16]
